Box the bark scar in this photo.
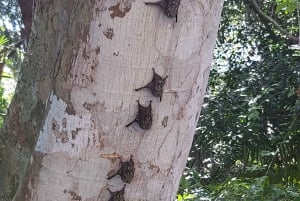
[162,116,168,128]
[53,49,62,79]
[109,2,131,19]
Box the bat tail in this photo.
[126,120,136,127]
[144,2,157,5]
[107,173,117,180]
[134,86,147,91]
[144,1,165,7]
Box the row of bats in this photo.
[107,1,180,200]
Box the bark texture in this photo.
[0,0,224,200]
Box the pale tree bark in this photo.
[0,0,224,200]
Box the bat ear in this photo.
[153,68,159,76]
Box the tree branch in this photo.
[17,0,34,39]
[249,0,299,44]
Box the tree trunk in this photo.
[0,0,224,200]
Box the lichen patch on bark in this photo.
[35,92,99,155]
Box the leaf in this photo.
[0,35,8,46]
[248,109,260,120]
[183,193,195,199]
[1,72,12,78]
[275,0,298,14]
[177,194,183,201]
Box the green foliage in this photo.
[0,0,23,75]
[179,175,300,200]
[207,176,300,201]
[179,0,300,200]
[275,0,298,14]
[177,193,195,201]
[0,34,8,45]
[0,0,21,37]
[0,32,15,127]
[0,0,22,127]
[0,27,24,77]
[0,85,8,126]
